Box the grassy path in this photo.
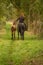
[0,23,43,65]
[0,39,43,65]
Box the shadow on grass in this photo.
[0,35,42,41]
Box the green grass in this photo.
[0,23,43,65]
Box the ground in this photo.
[0,23,43,65]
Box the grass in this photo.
[0,23,43,65]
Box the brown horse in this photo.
[11,22,16,39]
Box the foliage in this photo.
[0,0,43,38]
[0,16,6,30]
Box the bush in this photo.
[38,22,43,39]
[0,17,6,30]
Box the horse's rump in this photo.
[17,23,25,33]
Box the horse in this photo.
[11,22,16,39]
[17,23,25,40]
[11,22,26,40]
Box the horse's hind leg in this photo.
[14,32,15,40]
[11,32,13,39]
[21,32,24,40]
[18,31,19,40]
[23,33,24,40]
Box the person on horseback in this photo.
[16,12,25,40]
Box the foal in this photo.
[11,22,16,39]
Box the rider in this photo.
[15,12,25,40]
[16,12,25,23]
